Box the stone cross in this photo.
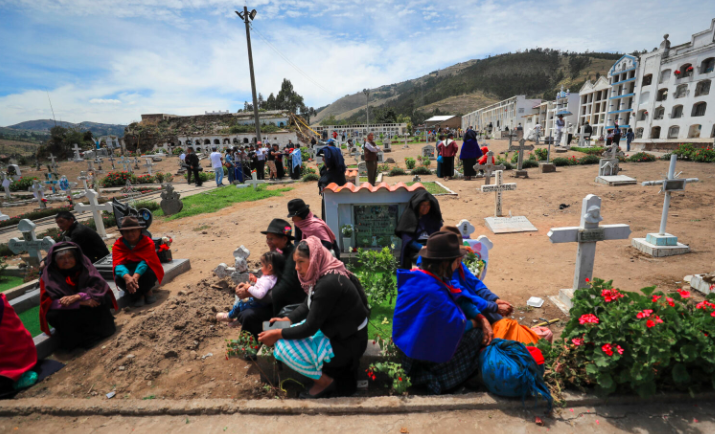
[31,180,46,209]
[134,156,141,170]
[118,156,131,172]
[74,188,113,238]
[641,154,699,236]
[72,143,83,162]
[508,138,535,171]
[480,170,517,217]
[8,219,55,266]
[107,150,116,170]
[87,159,95,172]
[0,208,9,222]
[44,172,58,194]
[78,172,90,191]
[547,194,631,307]
[473,151,505,185]
[48,153,59,172]
[244,171,265,190]
[1,171,11,199]
[143,158,155,175]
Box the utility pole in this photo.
[363,88,370,131]
[236,7,262,143]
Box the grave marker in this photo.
[86,159,95,172]
[74,188,114,238]
[480,170,516,217]
[0,209,8,221]
[30,180,46,209]
[160,183,183,215]
[7,164,21,180]
[72,144,83,162]
[474,151,505,185]
[1,171,11,199]
[480,171,536,234]
[422,145,436,160]
[631,154,699,256]
[547,194,631,312]
[118,156,132,172]
[47,153,59,172]
[242,171,265,190]
[143,158,155,175]
[508,138,534,178]
[8,219,55,266]
[44,172,58,194]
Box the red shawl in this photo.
[39,279,119,336]
[297,236,350,292]
[111,235,165,286]
[1,293,37,381]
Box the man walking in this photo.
[554,114,565,147]
[210,147,224,186]
[255,141,267,180]
[184,147,202,187]
[363,132,381,186]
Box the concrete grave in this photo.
[7,164,21,181]
[422,145,436,160]
[690,272,715,295]
[8,219,56,266]
[631,155,699,257]
[357,162,367,177]
[0,209,9,221]
[595,174,637,186]
[547,194,631,313]
[30,180,46,209]
[71,144,84,162]
[484,215,537,234]
[214,245,251,284]
[598,158,620,177]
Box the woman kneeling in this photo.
[259,236,369,399]
[40,242,118,350]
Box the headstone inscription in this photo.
[74,188,114,238]
[547,194,631,312]
[160,183,183,216]
[631,154,699,256]
[8,219,55,266]
[508,138,534,178]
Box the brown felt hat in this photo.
[119,216,144,231]
[419,231,467,260]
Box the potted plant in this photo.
[341,224,353,253]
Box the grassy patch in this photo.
[155,185,292,220]
[405,181,449,195]
[368,297,396,341]
[18,305,41,337]
[0,275,24,293]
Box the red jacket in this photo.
[438,140,458,158]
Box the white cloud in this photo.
[89,98,121,104]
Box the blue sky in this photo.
[1,0,714,126]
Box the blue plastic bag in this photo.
[479,339,552,410]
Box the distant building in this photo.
[424,115,462,130]
[577,76,611,141]
[462,95,542,132]
[312,123,408,141]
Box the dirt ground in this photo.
[11,138,715,402]
[2,403,715,433]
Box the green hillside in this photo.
[6,119,127,138]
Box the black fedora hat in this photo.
[420,231,466,260]
[261,218,294,240]
[286,199,309,218]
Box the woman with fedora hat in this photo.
[261,218,306,316]
[392,231,493,394]
[287,199,340,260]
[112,216,164,308]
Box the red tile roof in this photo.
[324,181,426,194]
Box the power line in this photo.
[249,23,334,96]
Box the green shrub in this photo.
[627,152,657,163]
[351,247,398,307]
[405,157,416,169]
[300,148,311,162]
[521,160,539,169]
[9,177,39,192]
[553,157,577,167]
[301,165,316,175]
[302,173,319,182]
[578,155,600,165]
[133,200,161,211]
[495,157,514,170]
[571,146,605,155]
[135,174,156,184]
[183,171,212,183]
[539,278,715,400]
[410,166,431,175]
[172,147,184,155]
[378,163,390,172]
[388,167,406,176]
[661,153,673,160]
[101,171,137,187]
[341,144,347,149]
[535,148,548,161]
[421,156,431,167]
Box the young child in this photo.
[216,251,284,333]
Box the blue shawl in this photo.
[291,148,302,170]
[319,146,346,173]
[460,130,483,160]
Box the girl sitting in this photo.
[217,251,285,340]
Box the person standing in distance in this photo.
[184,147,202,187]
[363,132,381,186]
[210,147,224,186]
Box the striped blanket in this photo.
[274,321,334,380]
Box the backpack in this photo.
[479,339,553,410]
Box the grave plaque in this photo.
[578,228,605,242]
[353,204,399,248]
[422,145,435,160]
[484,216,538,234]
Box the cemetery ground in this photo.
[3,140,715,424]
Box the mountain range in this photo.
[4,119,127,137]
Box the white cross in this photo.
[641,154,699,236]
[457,219,476,239]
[30,180,46,209]
[143,158,155,175]
[72,144,83,162]
[1,171,11,199]
[480,170,517,217]
[8,219,55,265]
[0,208,9,222]
[118,156,131,172]
[48,153,58,171]
[508,138,535,171]
[87,159,95,171]
[243,171,265,190]
[474,151,506,185]
[74,188,113,238]
[547,194,631,295]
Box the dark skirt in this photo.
[291,164,301,180]
[401,327,483,394]
[115,263,158,302]
[462,158,477,177]
[46,304,116,351]
[442,156,455,178]
[235,304,273,339]
[323,326,368,397]
[436,160,443,178]
[276,157,285,179]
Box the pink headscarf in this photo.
[297,236,350,292]
[294,212,336,243]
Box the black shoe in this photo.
[298,380,336,399]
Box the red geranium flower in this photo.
[579,314,599,325]
[602,289,625,303]
[636,309,654,319]
[666,297,675,307]
[652,295,662,303]
[602,343,614,356]
[616,345,624,355]
[677,289,691,299]
[646,320,656,328]
[572,337,584,346]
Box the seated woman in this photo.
[39,242,118,351]
[112,217,164,307]
[393,232,493,394]
[287,198,340,260]
[394,190,443,269]
[1,293,37,397]
[261,218,306,316]
[258,236,369,399]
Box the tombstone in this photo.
[213,245,251,284]
[0,209,9,222]
[457,219,476,239]
[160,183,183,216]
[30,180,46,209]
[422,145,436,160]
[1,171,12,199]
[383,139,392,153]
[97,148,108,157]
[241,171,265,190]
[7,164,21,181]
[456,219,494,281]
[631,155,699,257]
[377,151,384,164]
[547,194,631,312]
[357,162,367,178]
[595,157,636,186]
[480,171,537,234]
[47,153,59,172]
[508,138,534,178]
[74,188,114,238]
[86,159,95,172]
[118,156,132,172]
[44,172,58,194]
[8,219,55,266]
[473,151,505,185]
[72,144,84,162]
[143,158,155,175]
[480,170,517,218]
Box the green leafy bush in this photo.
[495,157,514,170]
[378,163,390,172]
[539,278,715,400]
[410,166,431,175]
[627,152,657,162]
[553,157,577,167]
[172,147,184,155]
[535,148,548,161]
[672,144,715,162]
[405,157,416,169]
[388,167,406,176]
[101,171,137,187]
[300,148,311,162]
[302,173,319,182]
[183,171,212,183]
[9,177,39,192]
[521,160,539,169]
[352,247,398,307]
[571,146,605,155]
[578,155,600,165]
[420,156,431,167]
[135,174,156,184]
[301,165,316,175]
